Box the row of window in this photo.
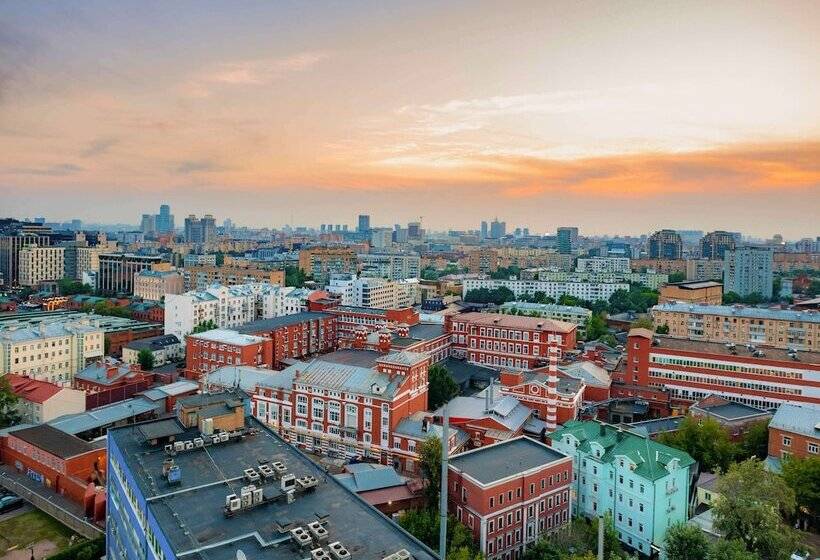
[650,355,805,380]
[649,368,802,395]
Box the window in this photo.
[311,398,324,420]
[296,395,308,416]
[809,442,819,455]
[783,436,792,447]
[328,401,341,424]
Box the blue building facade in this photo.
[549,421,694,557]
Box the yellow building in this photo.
[659,281,723,305]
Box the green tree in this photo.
[663,523,710,560]
[781,456,820,527]
[137,349,155,371]
[655,323,670,334]
[584,313,608,342]
[192,320,217,334]
[427,364,459,411]
[214,252,225,266]
[284,266,308,287]
[707,540,761,560]
[658,416,736,472]
[713,459,799,560]
[629,317,654,330]
[397,508,480,560]
[58,278,92,295]
[419,436,442,508]
[0,376,21,429]
[737,420,769,460]
[668,271,686,283]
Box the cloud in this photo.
[5,163,83,176]
[80,136,119,157]
[171,159,222,174]
[0,21,41,102]
[180,51,329,98]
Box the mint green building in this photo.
[550,421,695,557]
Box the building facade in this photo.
[700,231,735,260]
[133,270,184,301]
[650,302,820,350]
[576,257,631,274]
[298,247,358,285]
[685,259,725,282]
[237,313,337,367]
[181,265,285,291]
[498,302,591,338]
[658,281,723,305]
[648,230,683,260]
[328,276,418,308]
[185,329,273,376]
[358,253,421,280]
[766,403,820,470]
[7,374,86,423]
[462,278,629,302]
[723,246,774,298]
[19,245,65,287]
[98,254,164,295]
[0,233,51,286]
[448,438,573,560]
[447,312,577,369]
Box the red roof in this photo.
[453,312,576,333]
[6,374,63,404]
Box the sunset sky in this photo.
[1,1,818,237]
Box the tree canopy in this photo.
[419,436,442,508]
[427,365,459,411]
[0,376,21,429]
[663,523,710,560]
[137,349,155,371]
[192,319,218,334]
[657,416,736,472]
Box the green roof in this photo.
[551,420,694,481]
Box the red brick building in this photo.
[622,328,820,411]
[328,305,420,340]
[766,403,820,470]
[237,312,337,367]
[185,329,274,378]
[0,424,106,522]
[448,437,573,560]
[446,313,577,370]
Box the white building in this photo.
[462,278,629,302]
[328,275,418,308]
[122,334,183,367]
[576,257,631,274]
[0,319,105,384]
[358,253,421,280]
[19,245,65,286]
[535,270,668,290]
[164,282,312,340]
[182,253,217,267]
[7,375,86,423]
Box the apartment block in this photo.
[685,259,725,282]
[533,271,668,290]
[766,403,820,471]
[448,438,573,560]
[236,312,336,366]
[181,265,285,291]
[724,246,773,298]
[98,253,164,295]
[467,248,499,274]
[186,328,273,376]
[650,302,820,350]
[630,259,687,276]
[358,252,421,280]
[0,319,105,384]
[549,421,694,556]
[498,302,591,338]
[576,257,631,274]
[298,246,357,284]
[648,230,683,260]
[462,278,629,302]
[133,269,184,301]
[0,233,51,286]
[328,275,418,308]
[18,245,65,286]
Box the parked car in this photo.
[0,495,24,514]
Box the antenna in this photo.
[438,405,449,560]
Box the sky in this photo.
[1,0,818,237]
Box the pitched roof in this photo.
[334,464,407,493]
[551,420,695,481]
[454,312,576,333]
[6,375,62,403]
[11,424,95,458]
[769,403,820,439]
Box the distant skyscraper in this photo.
[701,230,736,260]
[70,219,82,232]
[155,204,174,234]
[557,227,579,254]
[648,229,683,259]
[489,218,506,239]
[407,222,422,239]
[184,214,216,244]
[724,246,773,298]
[140,214,156,236]
[480,221,488,240]
[223,218,233,236]
[357,214,371,233]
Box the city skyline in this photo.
[1,1,819,236]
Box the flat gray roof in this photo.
[449,437,567,485]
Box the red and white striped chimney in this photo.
[545,342,559,430]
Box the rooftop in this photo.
[453,312,576,333]
[665,281,723,290]
[334,464,407,493]
[375,351,429,367]
[769,403,820,439]
[690,398,770,421]
[124,334,181,351]
[188,329,267,346]
[449,437,568,485]
[331,306,390,316]
[317,349,382,368]
[652,302,820,324]
[550,420,695,481]
[48,396,162,435]
[75,357,141,386]
[7,374,63,403]
[236,312,332,333]
[108,416,436,560]
[438,391,531,433]
[637,334,820,364]
[11,424,95,459]
[499,302,592,316]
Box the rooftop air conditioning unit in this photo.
[308,521,329,541]
[393,550,412,560]
[311,548,330,560]
[291,527,313,547]
[225,494,237,507]
[244,468,260,483]
[211,435,220,445]
[297,476,319,490]
[259,464,275,480]
[229,497,241,511]
[252,487,263,504]
[184,441,194,450]
[219,432,230,443]
[174,441,185,452]
[240,488,253,508]
[165,444,174,454]
[328,542,350,560]
[193,438,204,448]
[281,474,297,492]
[272,461,288,475]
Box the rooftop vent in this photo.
[311,548,331,560]
[291,527,313,548]
[383,550,413,560]
[328,542,351,560]
[308,521,329,542]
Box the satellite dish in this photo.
[236,550,247,560]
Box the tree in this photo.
[707,540,761,560]
[658,416,736,473]
[668,272,686,283]
[655,323,670,334]
[713,459,799,560]
[781,456,820,528]
[284,266,308,288]
[192,320,217,334]
[737,420,769,460]
[137,349,155,371]
[427,365,459,411]
[0,376,21,429]
[663,523,710,560]
[629,317,654,330]
[58,278,92,295]
[419,436,442,508]
[397,508,480,560]
[584,313,608,342]
[214,252,225,266]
